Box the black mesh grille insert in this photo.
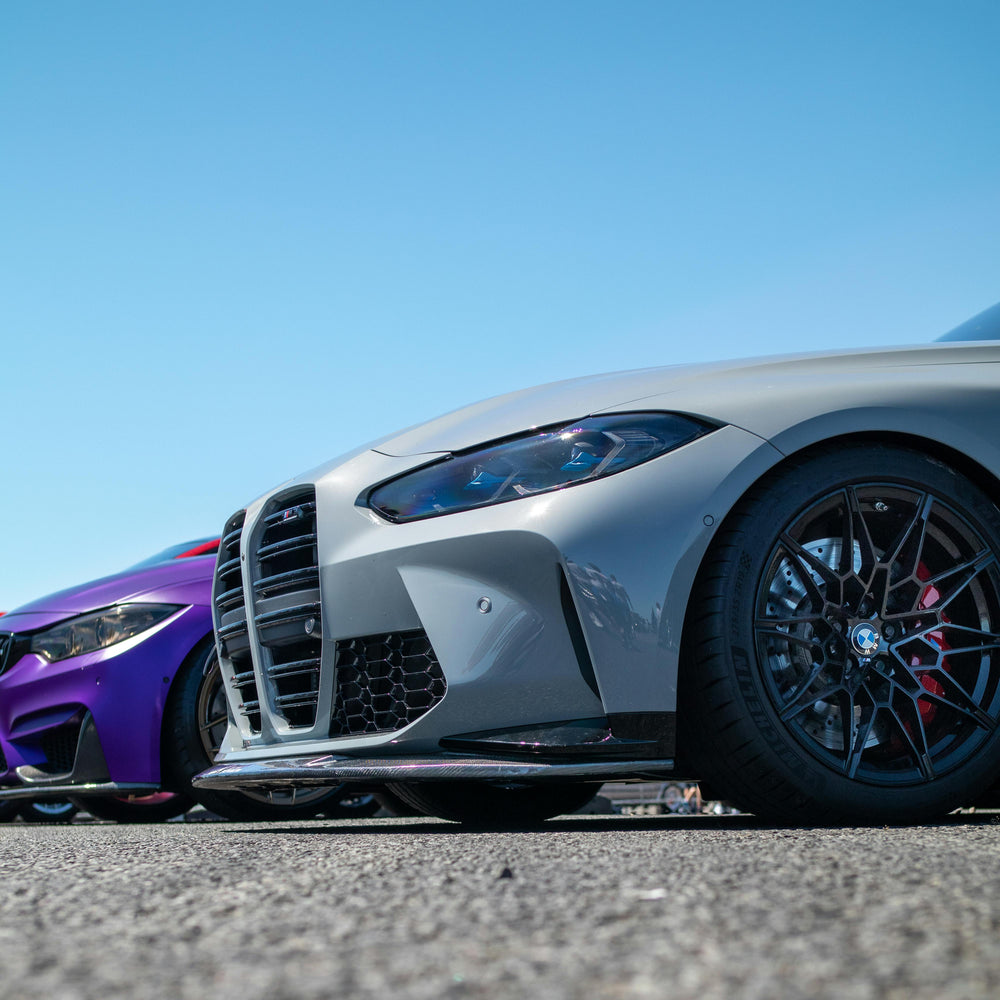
[253,489,321,729]
[214,509,260,732]
[39,722,81,775]
[331,631,446,737]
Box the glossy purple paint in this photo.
[0,545,216,790]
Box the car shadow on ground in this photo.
[213,808,1000,837]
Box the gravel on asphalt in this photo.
[2,812,999,1000]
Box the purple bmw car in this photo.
[0,540,366,822]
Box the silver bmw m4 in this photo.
[197,303,1000,824]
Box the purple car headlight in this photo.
[28,604,182,662]
[367,412,715,522]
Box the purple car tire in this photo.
[165,642,353,821]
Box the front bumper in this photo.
[0,708,160,801]
[209,424,781,770]
[0,605,211,791]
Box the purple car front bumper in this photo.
[0,605,212,800]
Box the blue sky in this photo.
[1,1,999,609]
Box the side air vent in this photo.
[39,721,82,775]
[331,631,446,738]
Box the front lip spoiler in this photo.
[0,782,160,802]
[194,754,676,789]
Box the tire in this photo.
[317,790,382,819]
[19,799,79,824]
[0,799,21,822]
[679,444,1000,825]
[373,788,422,817]
[78,792,192,824]
[165,641,348,821]
[385,781,600,826]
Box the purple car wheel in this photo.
[80,792,193,824]
[19,800,79,824]
[166,645,352,821]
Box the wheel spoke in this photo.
[779,672,838,722]
[836,686,856,758]
[868,565,892,617]
[199,714,228,734]
[846,487,879,582]
[845,698,878,779]
[923,550,996,611]
[924,642,1000,661]
[933,622,1000,646]
[754,627,822,650]
[754,613,826,628]
[780,533,841,589]
[885,493,932,583]
[890,695,936,780]
[776,540,829,611]
[920,671,998,731]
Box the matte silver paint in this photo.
[205,341,1000,785]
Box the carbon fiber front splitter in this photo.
[194,754,676,789]
[0,782,160,801]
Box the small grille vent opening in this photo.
[39,721,81,775]
[331,631,446,738]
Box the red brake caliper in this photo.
[914,561,949,724]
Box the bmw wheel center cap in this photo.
[849,622,882,657]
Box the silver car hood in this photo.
[373,342,1000,457]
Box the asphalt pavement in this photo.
[2,811,999,1000]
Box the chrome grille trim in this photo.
[212,509,261,732]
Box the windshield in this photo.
[127,537,220,570]
[936,302,1000,342]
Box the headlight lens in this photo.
[28,604,182,662]
[368,412,715,522]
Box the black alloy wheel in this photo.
[680,445,1000,824]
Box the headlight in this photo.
[28,604,182,662]
[368,412,715,522]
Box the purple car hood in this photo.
[1,557,216,632]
